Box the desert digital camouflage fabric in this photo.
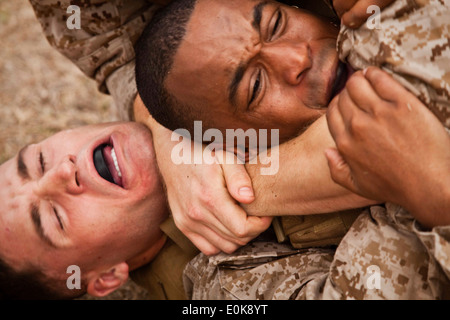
[28,0,450,299]
[338,0,450,129]
[29,0,171,120]
[182,0,450,300]
[184,204,450,299]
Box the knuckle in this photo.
[186,205,204,221]
[221,243,239,255]
[346,73,362,91]
[172,214,187,230]
[199,189,216,210]
[371,102,390,118]
[202,247,220,256]
[348,117,366,137]
[335,136,351,154]
[229,169,247,184]
[365,66,378,78]
[234,237,250,247]
[233,225,248,238]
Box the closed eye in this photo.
[53,206,64,231]
[249,71,261,105]
[269,9,284,41]
[272,11,281,36]
[39,151,46,174]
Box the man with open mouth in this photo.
[0,122,171,299]
[7,0,448,300]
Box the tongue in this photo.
[102,145,123,187]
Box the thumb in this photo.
[218,151,255,204]
[325,148,356,192]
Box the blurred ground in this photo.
[0,0,150,299]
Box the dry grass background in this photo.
[0,0,150,299]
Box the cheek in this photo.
[70,197,156,238]
[290,11,338,40]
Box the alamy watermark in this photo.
[171,121,280,175]
[65,4,383,31]
[66,265,81,290]
[366,5,381,30]
[66,5,81,30]
[366,265,381,290]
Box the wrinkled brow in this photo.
[228,1,270,108]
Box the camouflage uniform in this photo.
[29,0,450,299]
[338,0,450,128]
[29,0,171,120]
[183,0,450,300]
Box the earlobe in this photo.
[86,262,129,297]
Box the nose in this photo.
[35,155,83,198]
[261,40,311,85]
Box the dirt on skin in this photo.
[0,0,151,300]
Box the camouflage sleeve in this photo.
[28,0,169,120]
[183,205,450,299]
[334,0,450,292]
[337,0,450,129]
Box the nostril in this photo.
[296,70,306,83]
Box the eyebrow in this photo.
[17,145,31,180]
[228,1,270,108]
[31,203,58,248]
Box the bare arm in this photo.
[244,114,376,216]
[133,95,375,254]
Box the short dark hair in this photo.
[135,0,198,133]
[135,0,338,135]
[0,256,84,300]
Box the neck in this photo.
[126,233,168,271]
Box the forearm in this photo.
[244,115,376,216]
[401,144,450,228]
[135,97,375,217]
[407,180,450,228]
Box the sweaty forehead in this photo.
[185,0,258,69]
[167,0,264,110]
[0,160,33,269]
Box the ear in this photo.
[86,262,129,297]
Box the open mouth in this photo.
[93,144,124,188]
[329,62,349,102]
